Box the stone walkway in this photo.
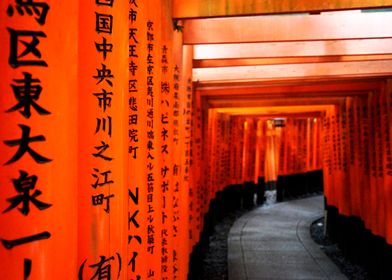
[228,196,347,280]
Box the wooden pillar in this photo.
[77,0,128,279]
[376,89,386,237]
[265,120,276,184]
[160,1,174,278]
[358,95,370,226]
[278,121,286,176]
[242,120,249,183]
[0,1,79,278]
[128,0,147,278]
[385,80,392,244]
[172,28,183,280]
[338,101,351,216]
[323,109,333,206]
[346,97,360,216]
[144,1,163,278]
[180,44,193,278]
[192,82,203,244]
[254,119,262,183]
[368,92,378,233]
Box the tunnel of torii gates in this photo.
[1,0,392,279]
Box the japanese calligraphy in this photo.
[6,72,50,118]
[79,253,122,280]
[95,37,113,60]
[92,141,113,161]
[8,28,48,68]
[4,0,52,276]
[3,170,52,216]
[96,12,113,34]
[7,0,50,25]
[1,231,51,250]
[4,124,52,165]
[92,194,114,213]
[93,64,114,87]
[92,168,113,188]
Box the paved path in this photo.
[228,196,347,280]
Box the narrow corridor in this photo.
[228,196,346,280]
[1,1,392,279]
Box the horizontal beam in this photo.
[206,92,367,101]
[193,39,392,60]
[196,77,385,89]
[226,112,325,119]
[183,12,392,44]
[173,0,392,19]
[193,60,392,82]
[214,105,334,114]
[207,97,348,108]
[193,55,392,68]
[197,80,383,96]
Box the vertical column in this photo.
[248,119,256,184]
[172,29,182,279]
[372,91,385,236]
[200,98,210,222]
[192,84,203,243]
[145,1,163,277]
[352,97,362,217]
[265,120,275,185]
[229,117,237,184]
[211,112,219,194]
[346,97,360,216]
[184,75,193,248]
[375,90,386,237]
[306,118,312,172]
[215,115,222,191]
[242,120,249,183]
[238,117,245,185]
[323,110,333,206]
[336,104,345,213]
[359,95,371,227]
[384,80,392,244]
[292,119,299,175]
[368,92,378,233]
[230,117,235,184]
[128,0,147,278]
[180,44,193,278]
[0,1,78,278]
[255,119,262,183]
[340,101,351,216]
[78,0,128,279]
[274,125,282,180]
[331,107,341,210]
[331,107,339,208]
[264,120,277,202]
[160,1,174,278]
[300,119,307,174]
[312,118,320,171]
[278,122,286,177]
[356,97,365,220]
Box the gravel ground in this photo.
[191,209,248,280]
[310,217,374,280]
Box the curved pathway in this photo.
[228,196,347,280]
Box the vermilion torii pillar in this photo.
[77,1,128,279]
[0,1,79,278]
